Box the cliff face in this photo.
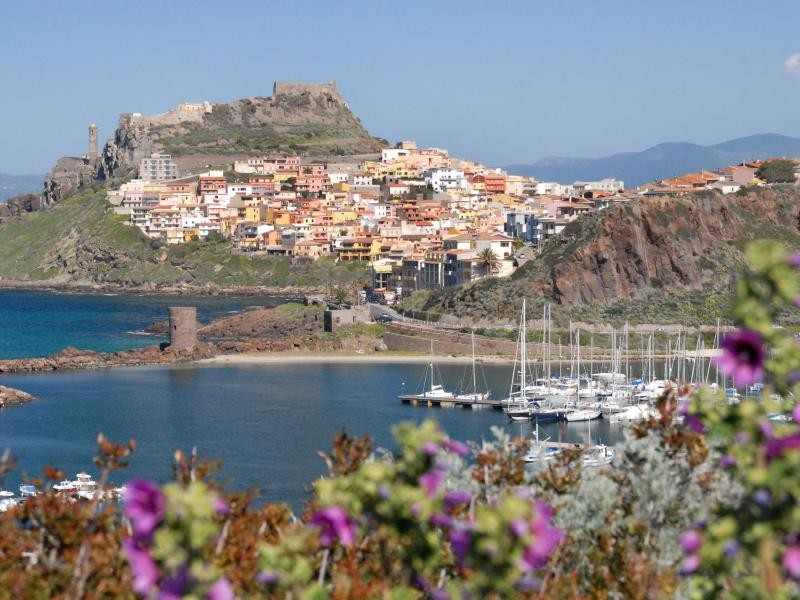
[537,188,799,305]
[43,81,386,204]
[421,187,800,323]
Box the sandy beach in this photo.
[197,352,517,365]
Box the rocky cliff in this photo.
[42,81,386,204]
[414,186,800,324]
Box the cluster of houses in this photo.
[108,143,632,300]
[107,142,798,302]
[638,159,800,196]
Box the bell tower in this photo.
[87,123,98,161]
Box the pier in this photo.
[399,394,506,410]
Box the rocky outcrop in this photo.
[0,193,47,221]
[0,385,34,406]
[538,188,800,305]
[197,305,323,340]
[40,81,386,205]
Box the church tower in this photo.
[87,123,98,161]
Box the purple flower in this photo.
[419,470,445,497]
[759,420,774,439]
[431,589,452,600]
[310,506,356,546]
[735,430,750,444]
[214,497,230,516]
[789,254,800,269]
[680,554,701,576]
[715,329,765,387]
[256,571,279,585]
[678,401,704,433]
[724,539,740,558]
[207,577,234,600]
[680,530,702,554]
[520,528,563,571]
[719,455,737,469]
[753,489,771,507]
[765,431,800,460]
[785,545,800,580]
[443,439,470,457]
[422,442,439,456]
[443,490,472,512]
[789,372,800,386]
[794,404,800,424]
[510,518,529,538]
[158,565,189,600]
[515,577,542,592]
[429,512,452,528]
[124,479,166,544]
[123,539,159,596]
[449,528,472,563]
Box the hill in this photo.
[506,133,800,187]
[45,81,388,204]
[0,187,368,290]
[0,173,43,202]
[401,186,800,325]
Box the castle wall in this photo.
[273,81,337,97]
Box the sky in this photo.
[1,0,800,174]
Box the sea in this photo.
[0,289,630,507]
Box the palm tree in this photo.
[477,248,501,277]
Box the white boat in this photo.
[583,444,615,467]
[399,341,454,402]
[53,480,77,493]
[565,407,602,422]
[19,485,38,497]
[503,299,533,421]
[73,472,97,492]
[524,423,564,463]
[456,331,491,406]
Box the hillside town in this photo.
[107,140,800,303]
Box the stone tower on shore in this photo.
[87,123,98,161]
[168,307,198,350]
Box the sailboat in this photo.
[399,340,455,402]
[456,330,491,406]
[503,299,534,421]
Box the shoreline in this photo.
[197,352,515,366]
[0,278,319,298]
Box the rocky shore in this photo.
[0,385,35,406]
[0,278,320,298]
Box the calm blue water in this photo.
[0,362,627,507]
[0,289,285,359]
[0,290,629,508]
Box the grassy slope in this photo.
[0,188,368,289]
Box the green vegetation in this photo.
[756,158,798,184]
[0,188,369,289]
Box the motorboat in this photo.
[53,480,77,493]
[583,445,615,467]
[19,485,39,497]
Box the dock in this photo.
[399,395,506,411]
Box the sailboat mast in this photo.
[520,300,527,398]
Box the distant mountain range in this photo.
[0,173,43,202]
[505,133,800,187]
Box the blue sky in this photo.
[2,0,799,174]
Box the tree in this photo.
[477,248,501,277]
[756,159,798,184]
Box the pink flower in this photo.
[123,539,159,595]
[785,545,800,580]
[419,470,445,497]
[680,554,701,575]
[794,404,800,424]
[310,506,356,546]
[124,479,165,544]
[443,490,472,512]
[519,502,563,571]
[510,518,529,538]
[214,497,230,515]
[443,439,470,457]
[715,329,765,387]
[207,577,234,600]
[678,401,704,433]
[765,432,800,460]
[422,442,439,456]
[789,254,800,269]
[680,530,702,554]
[719,454,737,469]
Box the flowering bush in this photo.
[2,239,800,598]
